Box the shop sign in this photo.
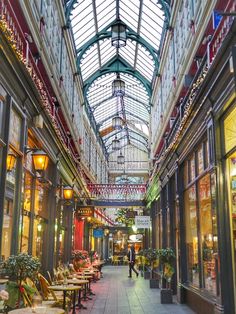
[135,216,150,228]
[129,234,143,241]
[93,229,104,238]
[76,207,94,217]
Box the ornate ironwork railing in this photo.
[87,183,147,201]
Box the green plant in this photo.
[0,253,41,309]
[157,248,176,286]
[143,248,159,278]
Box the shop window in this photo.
[9,108,22,150]
[227,152,236,296]
[190,154,195,182]
[0,84,7,140]
[197,145,204,175]
[1,199,13,260]
[199,174,218,294]
[185,184,199,286]
[32,217,44,261]
[224,106,236,154]
[32,179,49,261]
[19,171,33,253]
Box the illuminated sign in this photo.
[76,207,94,217]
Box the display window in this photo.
[199,174,218,294]
[227,151,236,299]
[184,138,219,294]
[19,171,33,253]
[2,106,23,259]
[185,185,199,286]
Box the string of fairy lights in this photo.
[0,17,75,161]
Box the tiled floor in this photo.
[80,266,196,314]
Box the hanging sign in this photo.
[93,229,104,238]
[76,207,94,217]
[135,216,150,228]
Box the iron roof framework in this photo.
[65,0,171,157]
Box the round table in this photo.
[0,279,8,284]
[66,279,89,309]
[9,308,64,314]
[48,285,81,314]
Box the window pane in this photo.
[190,155,195,182]
[199,174,218,294]
[185,184,199,286]
[197,146,204,175]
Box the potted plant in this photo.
[157,248,176,303]
[143,248,159,288]
[0,253,41,309]
[72,250,88,271]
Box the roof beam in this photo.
[76,20,160,74]
[134,0,143,70]
[84,55,151,97]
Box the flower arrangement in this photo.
[0,253,41,309]
[72,250,89,271]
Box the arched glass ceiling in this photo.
[68,0,167,156]
[87,73,149,152]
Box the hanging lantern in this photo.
[63,186,73,200]
[32,150,49,172]
[111,19,127,48]
[112,74,125,96]
[117,151,125,164]
[112,136,120,150]
[121,171,127,180]
[6,153,16,171]
[112,115,123,130]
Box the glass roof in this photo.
[69,0,166,155]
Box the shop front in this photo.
[221,103,236,313]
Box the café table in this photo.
[67,279,88,309]
[48,285,81,314]
[0,279,8,284]
[77,275,95,297]
[9,308,64,314]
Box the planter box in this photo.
[144,271,150,279]
[161,289,172,304]
[150,278,159,289]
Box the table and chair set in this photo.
[1,261,104,314]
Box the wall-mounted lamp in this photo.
[63,186,74,200]
[31,150,49,172]
[6,153,17,172]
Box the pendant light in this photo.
[112,136,120,150]
[111,19,127,48]
[117,151,125,164]
[112,73,125,97]
[112,115,123,130]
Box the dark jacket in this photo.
[127,248,135,263]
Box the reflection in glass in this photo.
[185,185,199,286]
[199,174,218,294]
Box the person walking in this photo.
[127,245,139,278]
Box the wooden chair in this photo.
[38,273,71,308]
[23,278,56,308]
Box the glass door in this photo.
[227,152,236,304]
